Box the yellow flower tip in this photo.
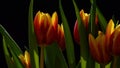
[89,34,96,47]
[60,23,64,33]
[34,11,41,24]
[18,54,26,66]
[45,13,51,26]
[79,9,89,28]
[50,11,58,32]
[24,51,30,65]
[80,9,84,14]
[80,9,85,19]
[52,11,58,25]
[106,19,115,39]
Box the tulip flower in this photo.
[34,11,58,46]
[73,9,98,44]
[57,24,65,50]
[19,51,30,68]
[106,19,120,56]
[89,31,111,64]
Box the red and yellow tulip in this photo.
[73,9,98,44]
[89,31,111,64]
[106,19,120,56]
[88,19,120,64]
[34,11,58,46]
[19,51,30,68]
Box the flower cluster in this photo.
[1,0,120,68]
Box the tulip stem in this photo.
[100,64,105,68]
[40,46,44,68]
[112,56,118,68]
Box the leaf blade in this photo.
[59,0,76,67]
[28,0,39,68]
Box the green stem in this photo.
[100,64,105,68]
[112,56,118,68]
[40,46,44,68]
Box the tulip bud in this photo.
[73,9,98,44]
[34,11,58,46]
[89,32,111,64]
[18,51,31,68]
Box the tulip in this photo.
[73,9,98,44]
[19,51,30,68]
[57,24,65,50]
[89,31,111,64]
[106,19,120,56]
[34,11,58,46]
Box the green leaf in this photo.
[87,0,97,67]
[111,56,120,68]
[59,0,76,68]
[0,25,22,56]
[72,0,89,61]
[44,43,68,68]
[9,45,24,68]
[90,0,107,33]
[89,0,97,37]
[76,60,81,68]
[105,62,111,68]
[95,62,100,68]
[96,7,107,33]
[28,0,39,68]
[112,15,119,27]
[3,36,15,68]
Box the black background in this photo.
[0,0,120,67]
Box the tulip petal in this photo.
[106,19,114,40]
[52,12,58,30]
[113,30,120,55]
[89,34,100,62]
[73,21,80,44]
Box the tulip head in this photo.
[34,11,58,46]
[73,9,98,44]
[89,31,111,64]
[19,51,30,68]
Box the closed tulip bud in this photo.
[57,24,65,50]
[34,11,58,46]
[19,51,31,68]
[89,31,111,64]
[73,9,98,44]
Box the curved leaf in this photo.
[59,0,76,68]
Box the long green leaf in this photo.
[87,0,97,67]
[59,0,76,68]
[9,45,24,68]
[3,36,14,68]
[44,43,68,68]
[90,0,107,33]
[0,25,22,56]
[95,62,100,68]
[96,7,107,33]
[89,0,97,36]
[28,0,39,68]
[72,0,89,60]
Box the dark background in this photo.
[0,0,120,67]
